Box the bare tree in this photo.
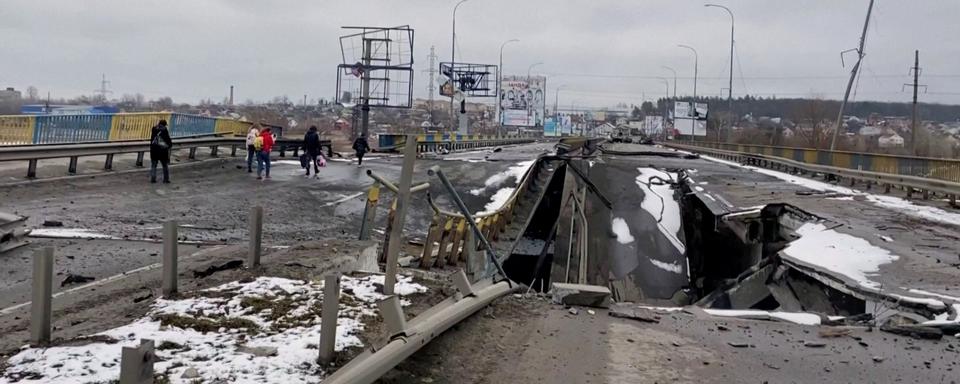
[26,86,39,102]
[790,98,835,149]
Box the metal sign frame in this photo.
[439,62,498,98]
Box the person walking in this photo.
[352,135,370,167]
[257,127,275,180]
[149,119,173,183]
[303,125,322,177]
[245,124,260,173]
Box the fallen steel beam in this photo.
[323,280,516,384]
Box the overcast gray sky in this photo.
[2,0,959,107]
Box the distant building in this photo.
[859,126,883,136]
[878,133,904,148]
[0,87,22,114]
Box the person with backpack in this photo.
[149,119,173,183]
[352,135,370,167]
[256,127,275,180]
[303,125,323,177]
[245,124,260,173]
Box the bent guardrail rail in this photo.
[376,133,535,152]
[664,142,960,204]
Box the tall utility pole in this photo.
[706,3,734,142]
[662,66,677,98]
[830,0,874,151]
[904,50,926,156]
[450,0,469,131]
[497,38,519,131]
[426,46,438,127]
[360,38,373,138]
[229,85,234,106]
[94,73,112,102]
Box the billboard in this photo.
[673,101,708,136]
[500,75,546,127]
[643,116,664,135]
[544,118,558,137]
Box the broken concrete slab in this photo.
[551,283,612,308]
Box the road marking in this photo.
[322,192,364,207]
[0,246,225,316]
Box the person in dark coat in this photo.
[149,119,173,183]
[352,135,370,167]
[303,126,322,177]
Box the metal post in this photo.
[30,247,54,345]
[452,269,476,297]
[451,0,469,130]
[383,137,418,295]
[27,159,37,178]
[248,206,263,267]
[104,154,114,170]
[162,221,178,297]
[318,274,341,365]
[119,339,155,384]
[67,156,78,174]
[188,147,197,160]
[378,295,407,337]
[910,50,920,156]
[135,152,144,167]
[662,66,677,98]
[210,145,219,157]
[360,38,372,139]
[706,4,735,142]
[427,165,510,285]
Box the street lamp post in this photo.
[706,3,735,142]
[450,0,469,131]
[661,66,677,99]
[677,44,698,143]
[497,38,519,134]
[554,84,567,121]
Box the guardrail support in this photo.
[358,182,381,241]
[230,145,238,157]
[67,156,78,175]
[104,154,114,171]
[383,137,418,295]
[188,147,197,160]
[452,269,476,297]
[210,146,219,158]
[135,152,144,167]
[27,159,37,179]
[30,247,54,345]
[119,339,155,384]
[318,274,341,365]
[162,221,178,297]
[248,206,263,267]
[378,295,407,337]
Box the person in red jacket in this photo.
[256,127,275,180]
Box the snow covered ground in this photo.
[472,160,536,214]
[1,275,427,384]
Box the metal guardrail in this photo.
[0,136,246,178]
[0,112,252,146]
[681,141,960,184]
[666,142,960,202]
[376,133,535,152]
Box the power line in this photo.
[541,72,960,81]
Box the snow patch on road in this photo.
[28,228,119,240]
[649,258,683,274]
[703,309,823,326]
[781,222,898,290]
[477,187,515,215]
[470,160,535,195]
[611,217,635,244]
[1,275,427,384]
[635,167,685,253]
[699,154,960,227]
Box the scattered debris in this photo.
[608,306,661,323]
[818,327,853,338]
[727,342,749,348]
[181,367,200,379]
[42,220,64,227]
[283,261,316,269]
[551,283,612,308]
[880,323,943,340]
[192,260,244,278]
[568,308,579,316]
[60,274,95,287]
[237,345,278,357]
[803,341,826,348]
[872,356,885,363]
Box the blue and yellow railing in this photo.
[0,112,252,146]
[684,142,960,184]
